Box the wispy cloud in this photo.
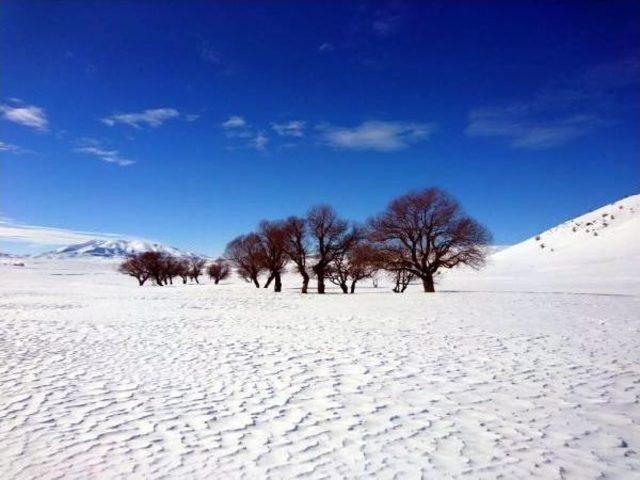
[222,115,247,129]
[371,2,405,37]
[252,132,268,151]
[0,140,26,154]
[74,138,135,166]
[101,108,181,128]
[320,120,436,151]
[318,42,334,53]
[465,105,601,149]
[0,218,124,247]
[272,120,305,137]
[0,100,49,132]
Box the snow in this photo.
[1,195,639,479]
[36,239,194,259]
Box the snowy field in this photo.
[1,257,639,479]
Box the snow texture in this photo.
[0,195,638,479]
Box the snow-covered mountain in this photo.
[36,239,195,259]
[444,193,640,294]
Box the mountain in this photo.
[36,239,196,259]
[444,194,640,295]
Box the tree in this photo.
[176,259,191,284]
[368,188,491,292]
[207,258,231,284]
[391,269,414,293]
[306,205,359,294]
[119,254,151,286]
[282,216,312,293]
[189,257,206,284]
[224,233,266,287]
[326,241,381,294]
[258,220,288,292]
[161,255,182,285]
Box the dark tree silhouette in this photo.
[306,205,359,294]
[176,259,191,284]
[258,220,288,292]
[189,257,206,284]
[282,216,311,293]
[327,241,381,294]
[161,255,182,285]
[224,233,266,287]
[119,254,151,286]
[391,269,414,293]
[207,258,231,284]
[368,188,491,292]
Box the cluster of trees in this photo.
[119,251,230,286]
[119,188,491,293]
[225,188,491,293]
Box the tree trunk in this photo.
[214,278,219,285]
[350,280,357,294]
[138,278,144,286]
[194,277,199,284]
[274,272,282,292]
[182,277,187,284]
[339,282,348,294]
[421,273,435,292]
[264,273,274,288]
[252,276,260,288]
[317,270,326,294]
[301,272,309,294]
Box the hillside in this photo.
[36,239,195,259]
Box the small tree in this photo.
[306,205,359,294]
[119,254,150,286]
[391,269,414,293]
[258,220,288,292]
[161,255,182,285]
[224,233,266,287]
[369,188,491,292]
[282,216,312,293]
[176,259,191,284]
[207,258,231,284]
[189,257,206,284]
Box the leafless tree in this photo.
[282,216,312,293]
[207,258,231,284]
[258,220,288,292]
[176,259,191,284]
[188,257,206,284]
[327,241,381,294]
[161,255,182,285]
[224,233,266,287]
[368,188,491,292]
[306,205,359,294]
[119,254,151,286]
[391,269,414,293]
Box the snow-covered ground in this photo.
[1,195,639,479]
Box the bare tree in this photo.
[207,258,231,284]
[161,255,182,285]
[224,233,266,287]
[258,220,288,292]
[327,241,381,294]
[306,205,359,294]
[391,269,414,293]
[119,254,151,286]
[189,257,206,284]
[368,188,491,292]
[176,259,191,284]
[282,216,312,293]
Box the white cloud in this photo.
[0,219,123,247]
[320,121,436,151]
[74,139,134,166]
[272,120,305,137]
[318,42,334,52]
[0,102,48,131]
[0,140,25,154]
[222,115,247,128]
[466,105,600,149]
[252,132,268,151]
[101,108,180,128]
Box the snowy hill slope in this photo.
[444,194,640,294]
[36,239,195,259]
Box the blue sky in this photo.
[1,0,638,255]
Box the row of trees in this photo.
[119,251,230,286]
[224,188,491,293]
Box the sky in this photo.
[1,0,639,256]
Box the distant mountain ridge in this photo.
[36,239,197,259]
